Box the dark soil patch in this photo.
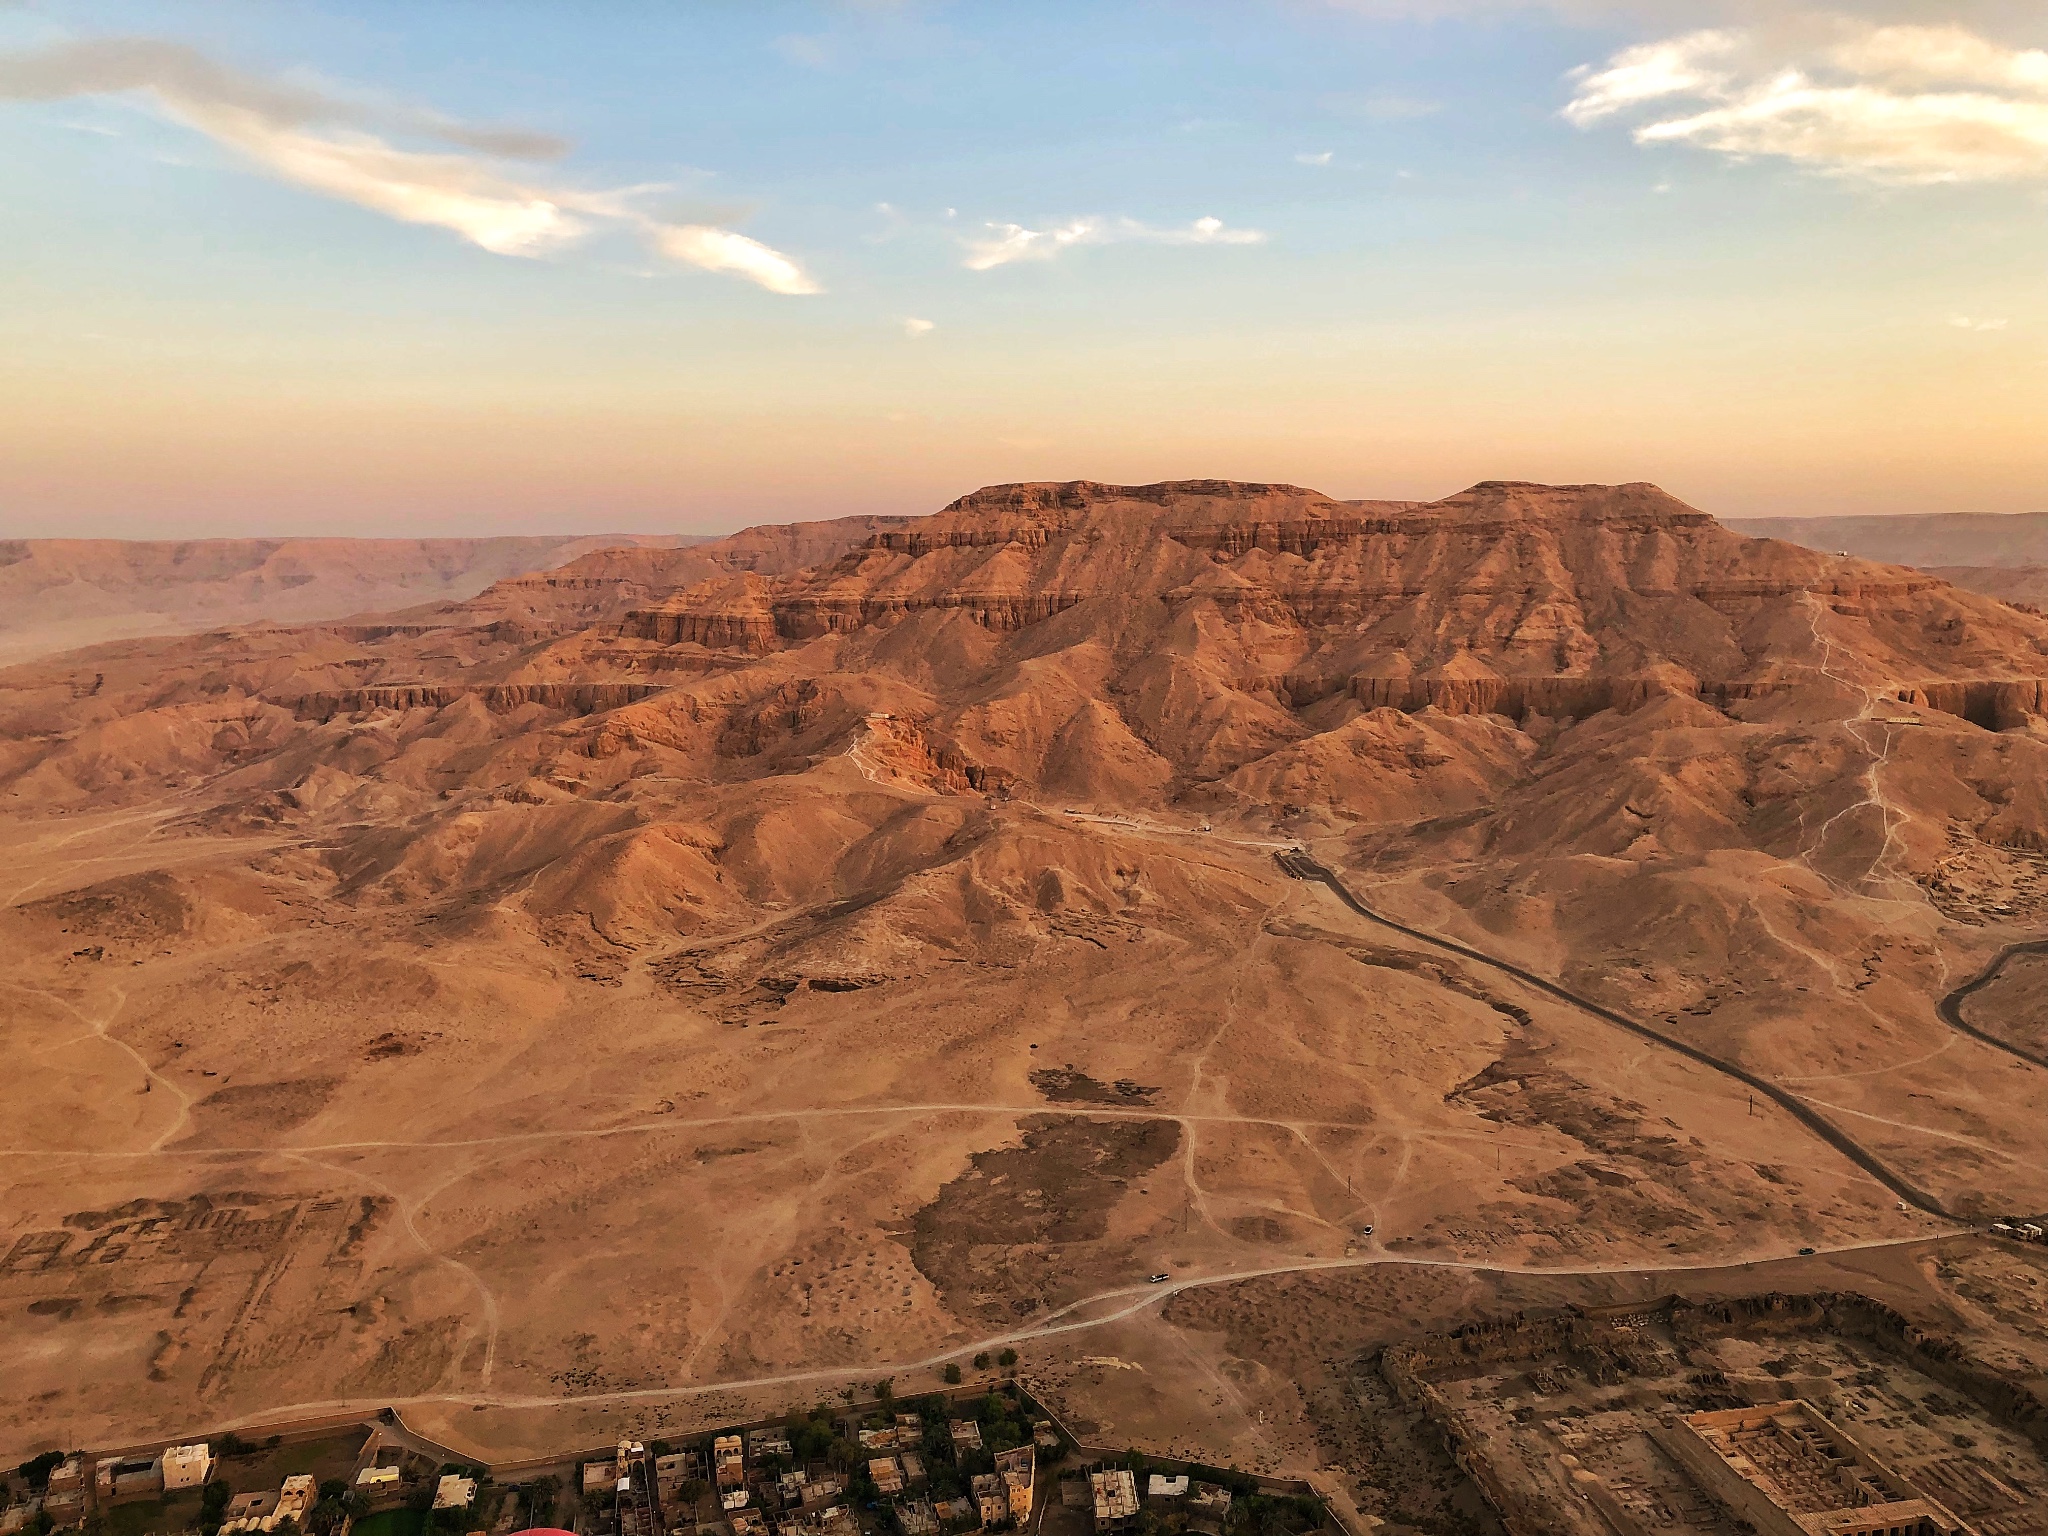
[182,1077,340,1141]
[30,870,193,941]
[1029,1068,1160,1104]
[908,1114,1179,1324]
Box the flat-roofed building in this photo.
[713,1436,746,1491]
[949,1421,982,1455]
[1146,1475,1187,1503]
[356,1467,401,1492]
[433,1475,477,1512]
[995,1447,1033,1525]
[972,1474,1007,1528]
[96,1458,163,1500]
[161,1446,213,1492]
[896,1500,939,1536]
[870,1459,904,1498]
[1090,1470,1139,1533]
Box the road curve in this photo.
[1936,941,2048,1070]
[1274,852,1958,1220]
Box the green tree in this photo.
[200,1480,232,1536]
[972,1354,990,1371]
[16,1453,65,1492]
[996,1349,1017,1369]
[526,1475,561,1528]
[943,1364,962,1385]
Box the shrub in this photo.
[997,1349,1017,1369]
[943,1364,962,1385]
[16,1453,65,1492]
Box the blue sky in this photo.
[1,1,2043,536]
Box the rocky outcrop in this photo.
[1897,680,2048,730]
[618,608,780,651]
[284,683,664,721]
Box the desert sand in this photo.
[1,480,2043,1478]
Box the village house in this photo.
[996,1447,1033,1524]
[713,1436,747,1491]
[161,1446,213,1493]
[971,1474,1008,1528]
[1090,1470,1139,1534]
[1186,1482,1232,1534]
[95,1457,163,1501]
[219,1474,316,1536]
[868,1459,904,1498]
[949,1421,983,1455]
[433,1474,478,1512]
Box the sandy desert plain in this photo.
[2,479,2046,1532]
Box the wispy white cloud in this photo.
[962,214,1265,271]
[652,225,819,295]
[1296,149,1334,165]
[901,316,935,337]
[0,35,819,291]
[1565,22,2048,184]
[1949,314,2009,331]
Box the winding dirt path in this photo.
[201,1228,1966,1425]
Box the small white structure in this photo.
[433,1475,478,1512]
[1147,1476,1189,1501]
[356,1467,400,1490]
[162,1445,214,1492]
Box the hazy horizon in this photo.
[5,0,2044,539]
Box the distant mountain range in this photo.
[1729,512,2048,608]
[0,533,705,665]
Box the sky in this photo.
[1,0,2043,538]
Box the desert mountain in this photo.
[0,533,696,667]
[0,516,913,668]
[2,479,2043,1456]
[1731,510,2048,610]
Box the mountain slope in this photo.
[1,479,2042,1453]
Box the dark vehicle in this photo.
[1797,1246,1816,1255]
